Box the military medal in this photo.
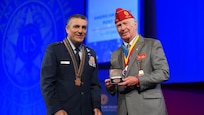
[122,36,140,77]
[109,69,123,84]
[138,70,144,76]
[75,77,81,86]
[110,76,123,84]
[136,54,146,77]
[63,39,85,87]
[122,66,128,76]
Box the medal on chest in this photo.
[122,66,128,77]
[136,54,146,76]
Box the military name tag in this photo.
[75,78,81,86]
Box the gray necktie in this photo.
[127,44,131,50]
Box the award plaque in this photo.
[109,69,123,84]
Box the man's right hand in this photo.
[54,110,68,115]
[104,79,115,90]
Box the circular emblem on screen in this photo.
[0,0,72,114]
[2,1,58,89]
[0,0,67,110]
[17,24,41,61]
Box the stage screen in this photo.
[86,0,141,63]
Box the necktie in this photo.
[75,47,80,67]
[127,44,131,50]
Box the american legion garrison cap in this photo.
[115,8,134,24]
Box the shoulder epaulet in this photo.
[51,41,63,46]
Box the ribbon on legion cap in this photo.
[115,8,134,24]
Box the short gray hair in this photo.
[66,14,87,26]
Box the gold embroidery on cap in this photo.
[124,11,131,18]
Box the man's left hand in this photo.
[118,76,138,86]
